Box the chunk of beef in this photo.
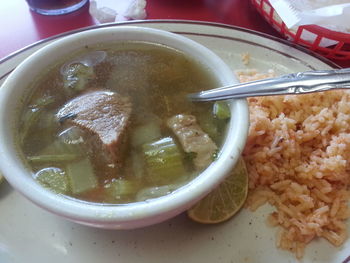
[57,90,132,163]
[167,114,217,170]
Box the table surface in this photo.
[0,0,346,67]
[0,0,280,59]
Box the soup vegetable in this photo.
[18,41,230,204]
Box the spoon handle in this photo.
[188,68,350,102]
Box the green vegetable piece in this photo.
[143,137,186,185]
[131,121,162,148]
[136,185,173,201]
[105,179,140,200]
[197,112,219,141]
[63,63,94,94]
[136,179,187,201]
[28,154,80,163]
[22,96,57,144]
[213,101,231,120]
[35,167,69,194]
[197,110,228,145]
[131,151,144,178]
[66,157,98,194]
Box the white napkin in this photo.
[89,0,147,24]
[270,0,350,47]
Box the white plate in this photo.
[0,21,347,263]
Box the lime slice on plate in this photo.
[187,157,248,224]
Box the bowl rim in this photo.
[0,26,249,228]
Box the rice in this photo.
[238,69,350,258]
[240,53,251,66]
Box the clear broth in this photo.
[18,41,225,204]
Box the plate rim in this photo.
[0,19,340,69]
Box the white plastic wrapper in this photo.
[269,0,350,46]
[89,0,147,24]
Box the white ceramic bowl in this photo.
[0,26,249,229]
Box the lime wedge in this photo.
[187,157,248,224]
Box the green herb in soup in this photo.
[18,41,230,204]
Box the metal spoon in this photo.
[188,68,350,102]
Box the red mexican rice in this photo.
[237,69,350,259]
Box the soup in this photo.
[18,41,229,204]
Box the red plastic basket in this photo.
[251,0,350,60]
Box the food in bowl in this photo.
[0,26,249,228]
[19,41,227,204]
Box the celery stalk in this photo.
[213,101,231,120]
[197,112,219,142]
[131,151,144,178]
[105,179,140,201]
[35,167,69,194]
[66,157,98,194]
[131,121,161,148]
[142,137,185,185]
[136,179,187,201]
[28,154,80,163]
[136,185,172,201]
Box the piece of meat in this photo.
[57,90,132,163]
[167,114,217,170]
